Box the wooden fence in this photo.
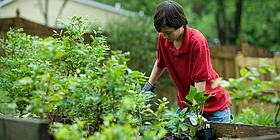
[210,46,237,80]
[0,17,55,39]
[0,16,92,46]
[210,44,279,80]
[235,54,280,80]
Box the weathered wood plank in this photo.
[242,44,273,58]
[207,122,280,138]
[229,134,280,140]
[0,115,52,140]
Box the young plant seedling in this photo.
[184,86,214,138]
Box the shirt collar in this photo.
[164,25,190,56]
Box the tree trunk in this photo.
[216,0,227,45]
[230,0,243,44]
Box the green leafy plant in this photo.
[185,86,211,123]
[215,61,280,126]
[89,94,170,140]
[0,16,148,131]
[52,94,170,140]
[235,108,274,126]
[165,86,213,139]
[185,86,213,129]
[52,120,88,140]
[165,108,194,139]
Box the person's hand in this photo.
[140,81,156,105]
[142,81,155,92]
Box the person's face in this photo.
[160,26,183,42]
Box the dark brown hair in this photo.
[153,0,188,32]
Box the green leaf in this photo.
[240,68,249,77]
[179,123,188,132]
[188,125,196,137]
[18,77,33,85]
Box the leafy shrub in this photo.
[235,108,274,126]
[52,95,170,140]
[0,16,151,130]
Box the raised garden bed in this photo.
[207,121,280,139]
[1,115,280,140]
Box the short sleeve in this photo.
[191,41,212,82]
[156,34,166,68]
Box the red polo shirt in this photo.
[156,25,230,115]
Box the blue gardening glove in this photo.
[141,81,156,105]
[142,81,155,92]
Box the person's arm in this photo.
[148,60,166,85]
[143,60,166,92]
[195,81,206,92]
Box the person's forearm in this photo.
[148,60,165,85]
[195,81,206,92]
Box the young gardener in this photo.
[143,0,232,123]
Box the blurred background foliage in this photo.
[105,17,157,74]
[104,16,176,103]
[97,0,280,52]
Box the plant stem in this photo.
[275,104,280,126]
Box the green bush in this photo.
[235,108,275,126]
[0,16,154,131]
